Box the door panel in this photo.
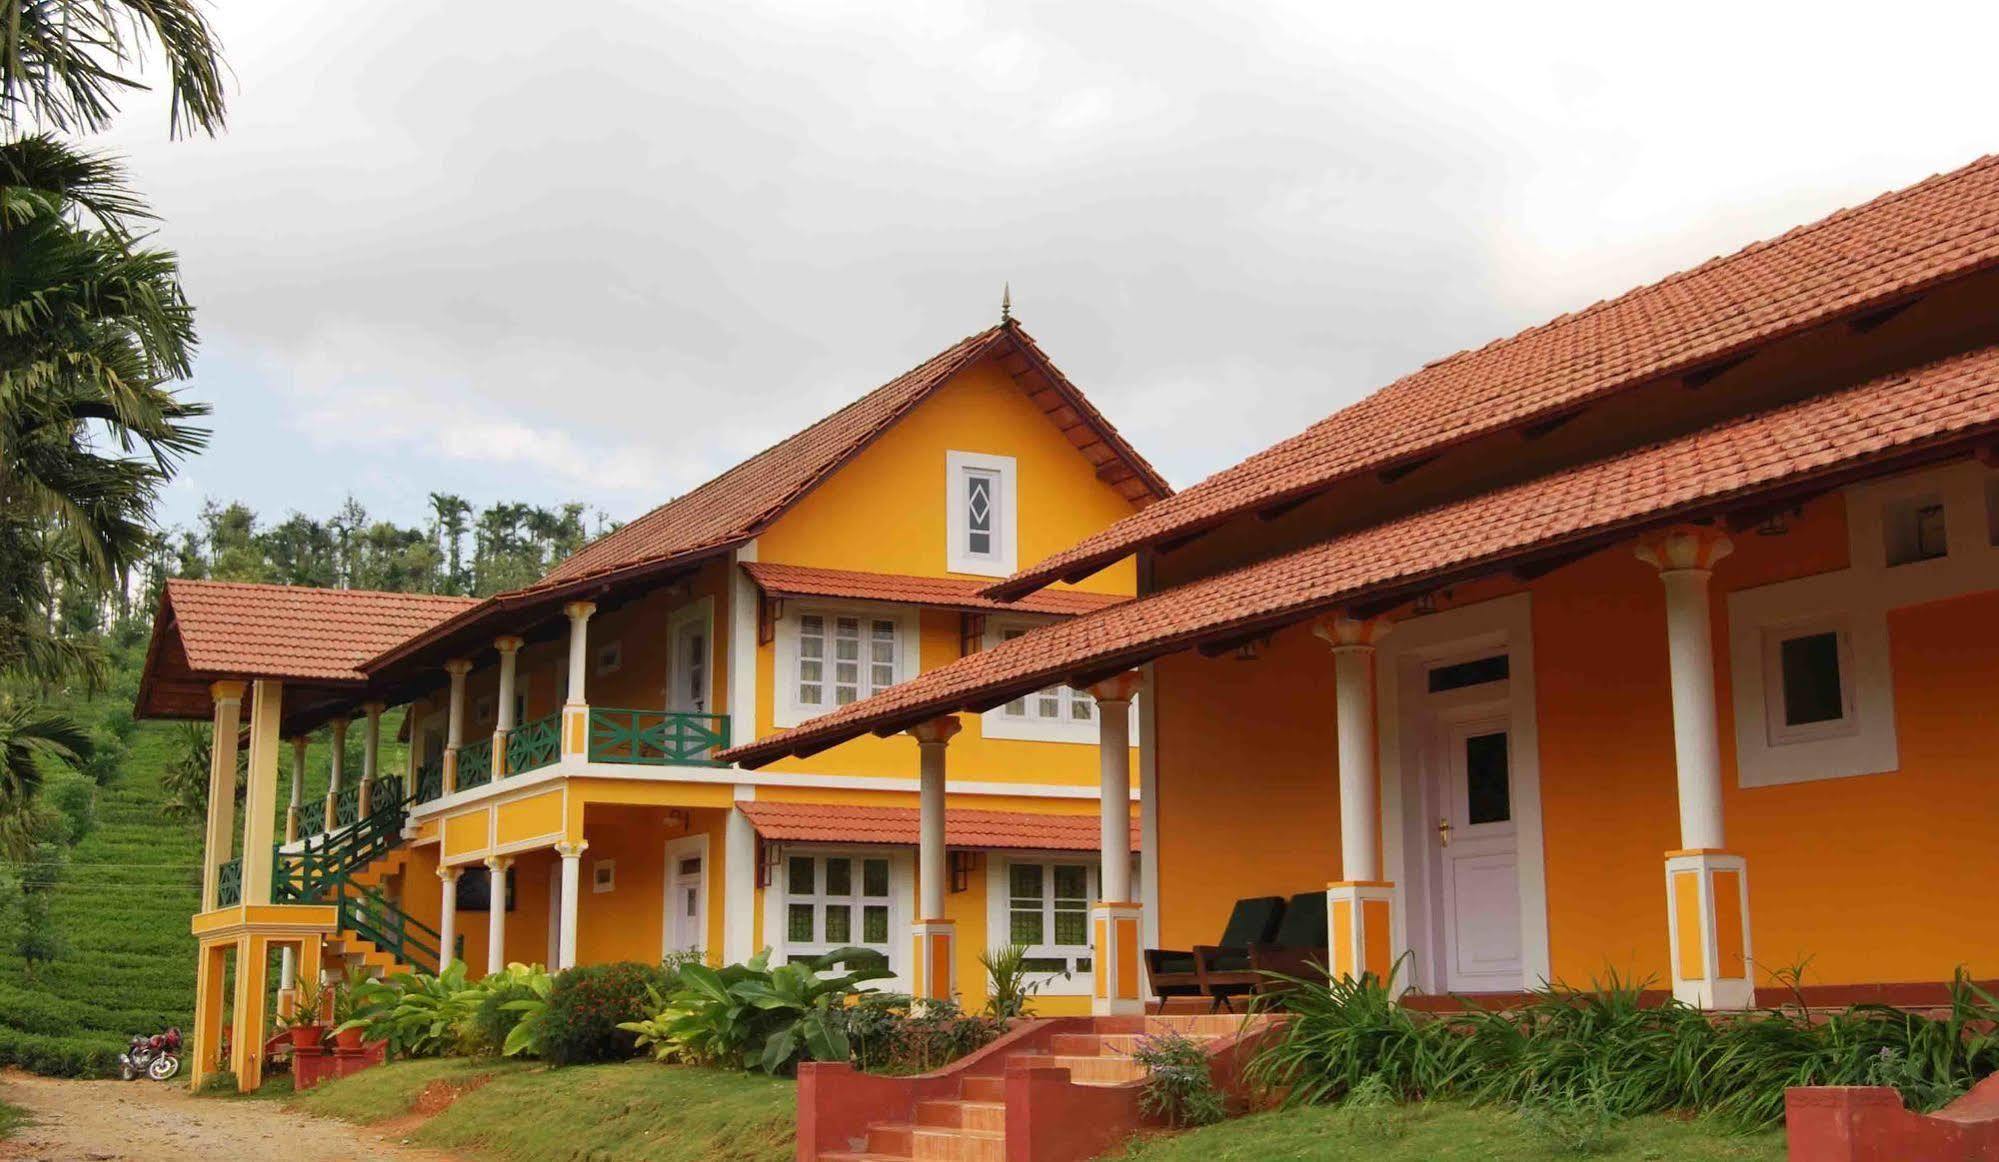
[1432,710,1523,992]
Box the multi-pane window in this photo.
[1006,862,1092,975]
[797,613,898,708]
[965,468,999,559]
[947,452,1016,576]
[784,853,893,960]
[997,628,1096,724]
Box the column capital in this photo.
[329,715,348,735]
[555,840,589,859]
[908,715,963,746]
[290,735,309,754]
[1083,671,1144,704]
[1634,525,1734,574]
[1311,613,1394,652]
[437,864,463,882]
[362,700,387,716]
[209,679,247,704]
[444,658,474,677]
[484,854,514,872]
[494,635,524,654]
[563,600,597,622]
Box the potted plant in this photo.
[286,972,328,1049]
[330,969,376,1052]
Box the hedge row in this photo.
[0,1026,125,1079]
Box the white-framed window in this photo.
[781,850,895,961]
[591,859,616,893]
[978,620,1131,744]
[1882,491,1949,567]
[947,451,1018,576]
[1760,620,1856,746]
[773,603,915,728]
[1005,860,1094,976]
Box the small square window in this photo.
[1763,625,1855,745]
[1883,493,1948,566]
[591,860,616,894]
[596,640,623,675]
[474,695,495,723]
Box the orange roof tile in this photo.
[725,341,1999,765]
[736,800,1135,851]
[991,155,1999,598]
[157,579,478,683]
[741,562,1124,617]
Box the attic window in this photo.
[946,451,1017,577]
[1882,493,1947,566]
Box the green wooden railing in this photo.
[216,857,243,907]
[457,737,493,789]
[274,780,415,905]
[505,713,560,776]
[331,782,361,828]
[337,883,441,975]
[415,757,443,802]
[587,707,729,766]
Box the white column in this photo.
[1312,613,1395,984]
[723,796,757,964]
[359,701,383,816]
[555,840,587,970]
[910,717,961,921]
[437,865,462,967]
[202,682,245,910]
[323,716,347,832]
[1084,672,1144,1017]
[285,736,306,845]
[493,636,522,776]
[561,602,596,760]
[1636,526,1752,1010]
[443,659,471,792]
[484,855,513,974]
[239,680,284,906]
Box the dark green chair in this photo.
[1143,895,1285,1013]
[1251,891,1332,994]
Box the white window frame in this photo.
[591,858,616,894]
[977,618,1132,744]
[666,597,715,715]
[947,450,1018,577]
[1728,461,1999,787]
[772,602,917,729]
[769,847,906,982]
[983,852,1141,997]
[1759,618,1857,746]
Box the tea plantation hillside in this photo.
[0,721,202,1075]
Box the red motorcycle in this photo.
[118,1027,182,1081]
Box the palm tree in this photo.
[0,0,227,138]
[0,696,91,860]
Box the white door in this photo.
[668,612,710,714]
[663,834,708,957]
[546,863,562,969]
[1430,708,1523,992]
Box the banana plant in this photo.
[619,947,893,1073]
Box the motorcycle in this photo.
[118,1027,182,1082]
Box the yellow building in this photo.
[136,320,1169,1090]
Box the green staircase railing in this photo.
[269,779,445,976]
[505,713,561,776]
[587,707,729,766]
[337,883,442,976]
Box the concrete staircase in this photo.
[820,1015,1246,1162]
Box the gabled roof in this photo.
[724,340,1999,766]
[736,800,1136,852]
[990,154,1999,598]
[740,562,1124,617]
[364,321,1168,678]
[541,321,1168,589]
[135,580,478,720]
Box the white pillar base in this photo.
[1665,851,1754,1010]
[1091,901,1145,1017]
[1326,881,1397,984]
[911,919,956,1003]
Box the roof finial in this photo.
[1000,282,1012,325]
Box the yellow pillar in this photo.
[239,680,283,906]
[189,939,229,1089]
[201,681,246,911]
[227,933,272,1091]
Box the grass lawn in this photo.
[1116,1101,1787,1161]
[0,1095,24,1139]
[291,1058,796,1161]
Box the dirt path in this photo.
[0,1071,464,1162]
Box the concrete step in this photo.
[958,1074,1006,1102]
[910,1126,1003,1162]
[915,1099,1005,1133]
[865,1123,913,1155]
[820,1154,908,1162]
[1047,1053,1147,1085]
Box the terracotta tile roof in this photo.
[725,341,1999,766]
[991,155,1999,598]
[152,580,479,684]
[741,562,1124,617]
[539,322,1167,591]
[736,799,1135,851]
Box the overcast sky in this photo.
[97,1,1999,534]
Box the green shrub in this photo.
[540,961,671,1066]
[979,943,1054,1019]
[1248,960,1464,1105]
[0,1026,123,1077]
[1131,1030,1228,1127]
[843,993,1002,1074]
[622,947,893,1074]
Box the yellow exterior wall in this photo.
[1156,490,1999,989]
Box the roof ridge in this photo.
[166,577,479,604]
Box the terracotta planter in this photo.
[291,1024,324,1050]
[333,1026,364,1052]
